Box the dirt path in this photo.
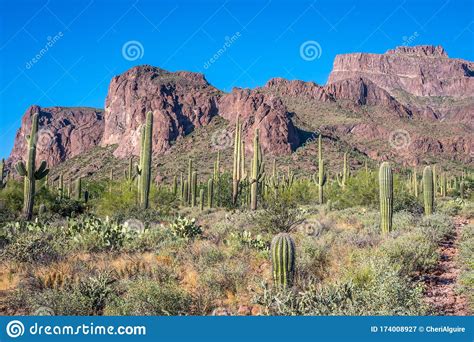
[423,217,470,315]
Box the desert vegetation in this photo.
[0,112,472,316]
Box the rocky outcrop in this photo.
[8,105,104,168]
[264,78,334,102]
[328,45,474,98]
[102,65,220,158]
[218,88,299,155]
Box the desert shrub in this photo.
[213,172,233,208]
[104,279,192,315]
[297,238,330,282]
[393,190,423,214]
[326,172,379,210]
[417,214,453,244]
[284,179,318,205]
[458,224,474,309]
[436,198,464,216]
[93,182,137,217]
[392,211,417,232]
[168,216,202,240]
[149,185,178,215]
[111,207,167,227]
[459,201,474,219]
[1,232,62,264]
[24,288,94,315]
[49,198,85,217]
[380,232,439,277]
[0,181,23,222]
[257,257,427,315]
[255,194,305,233]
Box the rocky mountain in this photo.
[8,105,104,168]
[7,45,474,174]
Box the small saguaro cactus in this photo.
[0,158,6,189]
[423,166,434,216]
[379,162,393,235]
[136,111,153,209]
[336,152,349,189]
[15,113,50,220]
[460,181,465,199]
[172,175,177,196]
[441,172,447,197]
[58,173,64,198]
[317,135,327,204]
[271,233,296,288]
[199,189,204,211]
[250,129,264,210]
[74,177,82,201]
[208,178,214,208]
[191,171,197,207]
[413,167,418,198]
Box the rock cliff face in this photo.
[7,45,473,170]
[8,105,104,168]
[101,65,220,158]
[218,88,299,154]
[328,45,474,98]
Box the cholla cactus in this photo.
[271,233,296,288]
[379,162,393,235]
[15,113,49,220]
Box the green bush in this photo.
[458,224,474,310]
[255,194,305,233]
[104,279,192,315]
[380,232,439,277]
[0,232,62,264]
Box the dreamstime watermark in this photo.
[5,320,146,338]
[25,32,64,70]
[402,31,419,46]
[203,31,241,69]
[211,128,233,150]
[389,129,411,149]
[299,40,322,61]
[6,320,24,338]
[122,40,145,61]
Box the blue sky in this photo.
[0,0,473,158]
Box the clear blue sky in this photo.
[1,0,473,158]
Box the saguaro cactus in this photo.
[136,111,153,209]
[74,177,82,201]
[271,233,296,288]
[250,129,264,210]
[423,166,434,215]
[0,158,6,189]
[379,162,393,235]
[208,178,214,208]
[317,135,327,204]
[15,113,49,220]
[336,152,349,189]
[460,181,465,200]
[199,189,204,211]
[191,171,197,207]
[441,172,447,197]
[232,117,242,205]
[413,168,418,198]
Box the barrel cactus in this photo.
[271,233,296,288]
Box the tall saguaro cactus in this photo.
[379,162,393,235]
[136,111,153,209]
[15,113,49,220]
[423,166,434,216]
[317,135,327,204]
[250,129,264,210]
[271,233,296,288]
[208,178,214,208]
[232,117,242,205]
